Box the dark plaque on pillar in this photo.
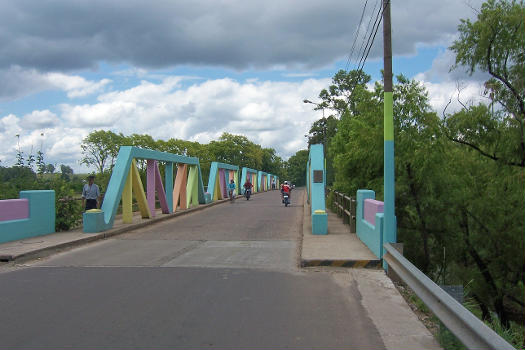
[313,170,323,183]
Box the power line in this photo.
[353,0,380,71]
[347,1,386,101]
[356,1,384,74]
[345,0,369,72]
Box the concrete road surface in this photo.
[0,189,439,349]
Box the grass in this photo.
[395,282,524,350]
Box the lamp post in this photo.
[303,99,328,156]
[303,99,325,118]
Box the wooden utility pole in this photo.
[383,0,396,256]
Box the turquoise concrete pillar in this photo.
[309,144,327,235]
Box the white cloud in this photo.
[413,47,491,116]
[1,76,330,171]
[20,110,60,129]
[0,70,494,173]
[46,73,112,98]
[415,76,487,116]
[416,48,490,84]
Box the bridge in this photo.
[0,146,515,349]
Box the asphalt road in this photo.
[0,189,386,349]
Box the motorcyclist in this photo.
[243,178,253,198]
[281,181,291,203]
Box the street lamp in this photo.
[303,99,328,155]
[303,99,325,118]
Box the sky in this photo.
[0,0,489,173]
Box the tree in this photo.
[285,150,309,186]
[45,163,55,174]
[36,150,45,175]
[306,116,338,148]
[207,133,263,170]
[449,0,525,167]
[60,164,74,181]
[15,150,24,167]
[322,64,524,329]
[318,69,372,117]
[80,130,124,173]
[26,150,35,170]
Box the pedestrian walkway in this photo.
[301,192,380,268]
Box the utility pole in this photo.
[383,0,396,255]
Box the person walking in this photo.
[227,179,236,202]
[82,175,101,211]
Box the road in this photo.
[0,189,387,349]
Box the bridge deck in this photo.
[0,188,440,350]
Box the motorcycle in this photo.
[283,192,290,207]
[245,188,251,200]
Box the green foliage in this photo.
[318,69,372,116]
[52,178,83,231]
[60,164,74,181]
[15,150,24,166]
[316,48,524,336]
[449,0,525,167]
[78,130,287,188]
[45,163,55,174]
[80,130,125,173]
[0,166,39,199]
[307,116,338,147]
[285,150,309,186]
[36,150,45,175]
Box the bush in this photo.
[52,178,83,231]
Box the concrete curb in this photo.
[1,192,269,263]
[301,259,381,268]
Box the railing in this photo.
[383,243,516,350]
[326,188,356,233]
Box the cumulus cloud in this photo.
[416,78,487,117]
[416,48,490,84]
[46,73,111,98]
[20,110,60,129]
[413,47,491,116]
[0,76,329,170]
[0,66,112,101]
[0,0,484,72]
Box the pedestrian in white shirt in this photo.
[82,175,101,211]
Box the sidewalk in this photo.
[300,193,380,268]
[0,198,231,262]
[300,193,442,350]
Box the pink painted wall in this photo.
[0,199,29,222]
[364,199,384,226]
[219,169,227,198]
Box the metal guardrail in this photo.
[383,243,516,350]
[326,188,356,233]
